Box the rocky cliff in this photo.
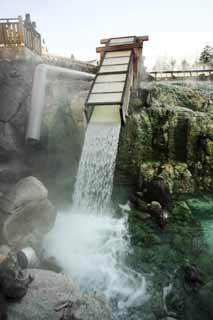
[115,81,213,195]
[0,60,91,205]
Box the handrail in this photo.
[0,15,42,55]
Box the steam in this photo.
[26,64,94,141]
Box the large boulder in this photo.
[3,176,48,213]
[1,176,56,246]
[7,269,112,320]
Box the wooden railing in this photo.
[42,53,96,73]
[24,24,41,55]
[0,15,41,55]
[150,69,213,80]
[0,17,24,46]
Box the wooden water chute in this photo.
[85,35,148,124]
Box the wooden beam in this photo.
[100,35,149,44]
[96,43,143,53]
[137,35,149,42]
[100,35,136,44]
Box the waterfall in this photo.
[72,122,121,212]
[45,120,148,319]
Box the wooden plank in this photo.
[92,82,125,93]
[96,42,142,53]
[100,35,136,44]
[0,18,19,21]
[102,56,130,66]
[90,105,120,123]
[105,50,131,58]
[4,24,9,44]
[109,36,135,45]
[0,24,4,44]
[137,35,149,42]
[96,73,127,82]
[18,16,24,44]
[100,35,148,44]
[88,92,123,104]
[99,64,128,73]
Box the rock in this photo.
[130,195,148,211]
[0,61,33,123]
[40,256,62,273]
[116,81,213,194]
[184,281,213,320]
[1,176,56,246]
[0,123,18,152]
[143,177,172,209]
[7,269,112,320]
[0,292,7,320]
[0,245,11,256]
[70,89,88,130]
[149,201,162,211]
[3,176,48,213]
[134,211,151,221]
[184,264,204,288]
[148,201,167,229]
[3,199,56,246]
[197,281,213,317]
[65,294,112,320]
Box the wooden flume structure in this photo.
[85,35,148,124]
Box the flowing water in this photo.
[72,122,121,213]
[45,122,148,319]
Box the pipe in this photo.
[26,64,95,142]
[17,247,40,268]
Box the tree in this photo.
[199,45,213,67]
[152,55,170,71]
[170,58,176,71]
[181,59,190,70]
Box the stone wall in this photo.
[0,47,42,62]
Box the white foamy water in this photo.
[72,122,121,213]
[45,121,148,318]
[45,210,148,317]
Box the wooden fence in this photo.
[0,15,41,55]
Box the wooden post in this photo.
[18,16,24,45]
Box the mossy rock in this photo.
[170,201,192,224]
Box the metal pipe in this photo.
[26,64,95,142]
[17,247,40,268]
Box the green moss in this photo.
[116,81,213,193]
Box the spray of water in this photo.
[45,122,148,318]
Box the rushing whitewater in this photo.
[45,121,148,319]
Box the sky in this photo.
[0,0,213,70]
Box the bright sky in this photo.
[1,0,212,69]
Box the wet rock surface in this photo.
[7,269,112,320]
